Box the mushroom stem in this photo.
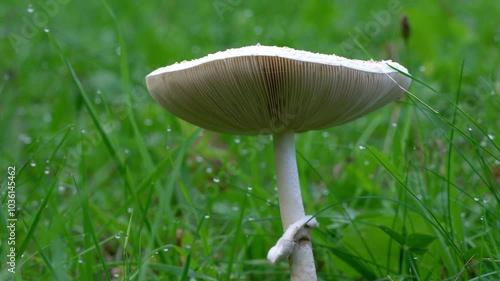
[273,130,317,281]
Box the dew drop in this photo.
[166,125,172,132]
[81,129,86,134]
[44,168,50,175]
[243,9,253,18]
[163,248,169,252]
[43,27,50,33]
[232,206,239,211]
[213,177,220,183]
[266,199,272,206]
[18,134,33,144]
[364,160,369,166]
[468,127,473,132]
[113,273,119,278]
[127,207,134,213]
[480,216,484,221]
[247,186,253,192]
[144,118,153,126]
[124,149,130,154]
[322,131,329,138]
[94,97,102,104]
[204,215,210,219]
[359,145,366,150]
[247,217,255,222]
[234,137,241,144]
[205,167,213,173]
[58,186,66,192]
[154,250,159,254]
[488,134,495,140]
[195,155,204,163]
[115,46,121,56]
[27,4,34,13]
[78,259,84,264]
[30,161,36,167]
[391,122,398,127]
[473,197,480,202]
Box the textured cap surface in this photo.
[146,45,411,135]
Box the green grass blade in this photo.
[17,164,61,258]
[74,176,112,280]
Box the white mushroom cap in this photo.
[146,45,411,135]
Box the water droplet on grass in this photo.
[163,248,169,252]
[234,137,241,144]
[247,186,253,191]
[115,46,121,56]
[19,134,32,144]
[391,122,398,127]
[58,186,66,192]
[322,131,329,138]
[195,155,204,163]
[166,125,172,132]
[27,4,34,13]
[243,9,253,18]
[44,168,50,175]
[154,250,159,254]
[359,145,366,150]
[30,161,36,167]
[213,177,220,183]
[473,197,480,202]
[43,27,49,33]
[127,207,133,213]
[488,134,495,140]
[204,215,210,219]
[144,118,153,126]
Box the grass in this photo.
[1,0,499,280]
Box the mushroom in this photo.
[146,45,411,280]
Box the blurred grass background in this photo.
[1,0,499,280]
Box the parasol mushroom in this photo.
[146,45,411,281]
